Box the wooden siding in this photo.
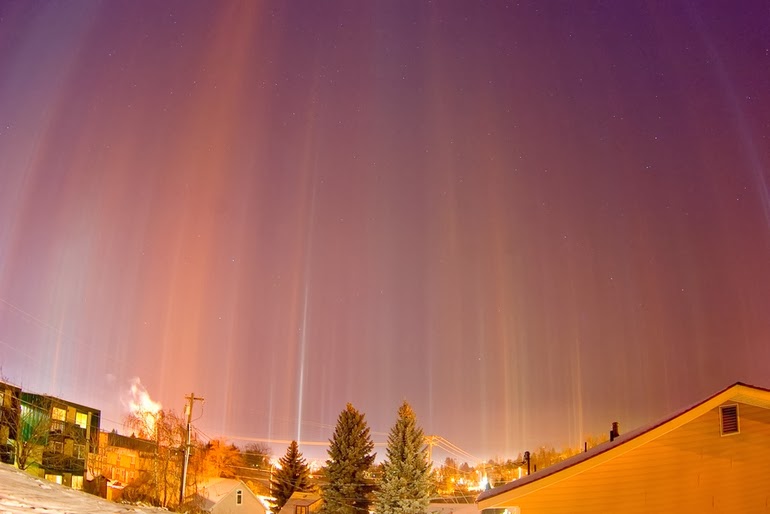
[491,401,770,513]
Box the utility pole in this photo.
[180,393,204,506]
[425,435,437,464]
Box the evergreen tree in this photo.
[374,402,434,514]
[322,403,376,514]
[271,440,313,512]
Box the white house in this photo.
[192,478,267,514]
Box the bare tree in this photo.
[238,442,272,495]
[0,381,93,491]
[241,442,271,470]
[124,409,186,508]
[195,439,245,479]
[3,393,51,471]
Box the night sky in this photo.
[1,1,769,462]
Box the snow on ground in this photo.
[0,463,166,514]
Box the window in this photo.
[74,444,86,460]
[75,412,88,429]
[296,506,308,514]
[52,407,66,421]
[49,440,64,453]
[236,489,243,505]
[45,474,63,485]
[71,475,83,490]
[720,404,739,435]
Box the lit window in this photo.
[45,474,62,485]
[75,412,88,428]
[236,490,243,505]
[296,506,308,514]
[72,475,83,490]
[52,407,66,422]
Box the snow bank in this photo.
[0,463,166,513]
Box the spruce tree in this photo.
[374,402,434,514]
[322,403,376,514]
[271,440,313,512]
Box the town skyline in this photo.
[1,1,768,463]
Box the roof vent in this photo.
[720,404,739,436]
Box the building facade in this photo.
[19,392,101,489]
[0,382,22,464]
[87,430,157,499]
[91,430,156,484]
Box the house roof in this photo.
[476,381,770,509]
[20,392,101,415]
[278,491,322,514]
[285,491,321,507]
[195,478,255,510]
[106,431,157,453]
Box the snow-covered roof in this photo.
[193,477,263,512]
[477,381,770,506]
[195,478,249,506]
[286,491,321,506]
[0,462,165,514]
[278,491,322,514]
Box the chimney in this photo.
[610,421,620,442]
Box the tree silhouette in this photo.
[271,440,313,512]
[374,402,434,514]
[322,403,376,514]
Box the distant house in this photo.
[192,477,267,514]
[278,491,322,514]
[477,382,770,514]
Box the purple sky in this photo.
[1,1,769,462]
